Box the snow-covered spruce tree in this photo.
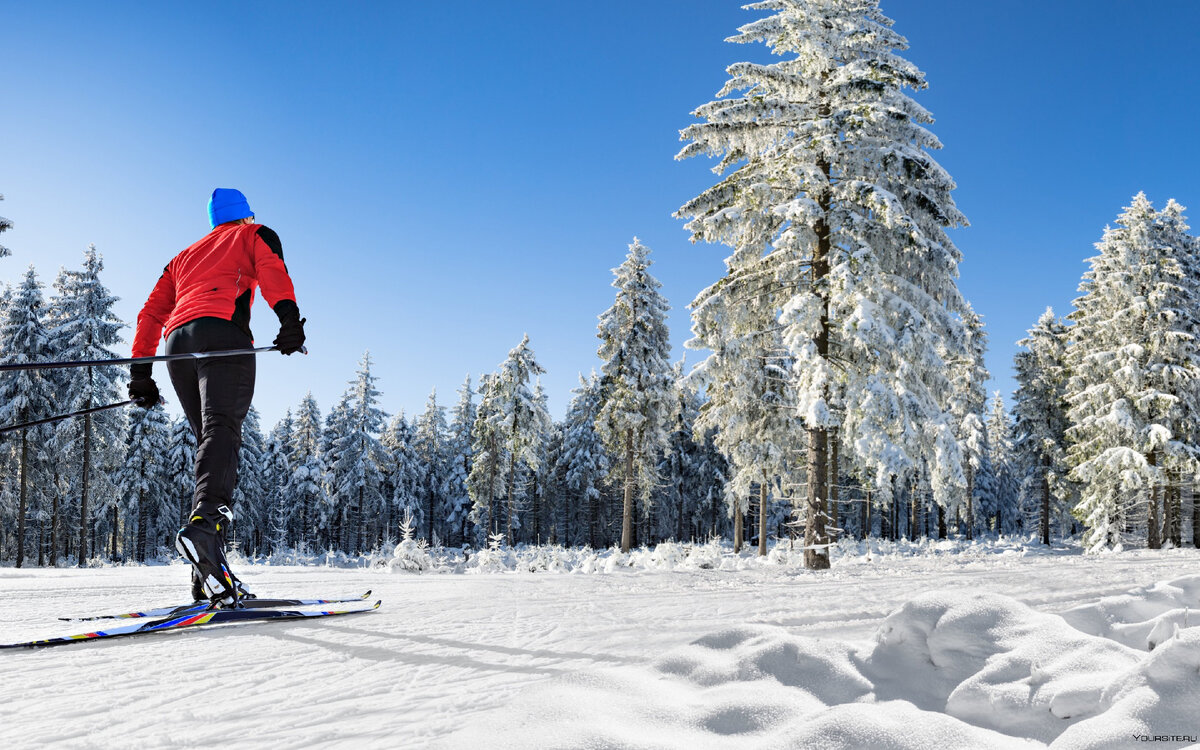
[467,373,506,544]
[688,241,796,556]
[1066,195,1200,551]
[47,246,126,565]
[540,420,567,545]
[560,373,610,547]
[320,393,351,549]
[328,353,388,553]
[231,406,268,554]
[166,417,197,528]
[657,363,705,543]
[114,404,171,561]
[947,303,990,539]
[677,0,969,568]
[983,391,1018,534]
[0,266,54,567]
[263,412,293,552]
[413,389,449,544]
[443,376,475,546]
[1012,308,1071,544]
[596,239,675,553]
[491,335,551,546]
[384,412,425,543]
[289,395,326,549]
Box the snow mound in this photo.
[1053,628,1200,749]
[1060,574,1200,650]
[863,591,1138,743]
[447,586,1198,748]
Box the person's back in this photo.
[128,188,307,605]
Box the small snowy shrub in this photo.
[389,511,433,573]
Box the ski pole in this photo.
[0,399,138,436]
[0,345,307,373]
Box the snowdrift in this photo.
[447,579,1200,749]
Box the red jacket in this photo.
[133,223,297,358]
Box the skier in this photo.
[128,188,306,605]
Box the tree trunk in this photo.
[505,448,517,547]
[676,476,685,543]
[829,428,840,545]
[110,504,119,560]
[804,85,832,572]
[356,485,365,553]
[862,488,870,540]
[1173,473,1183,547]
[938,504,947,539]
[758,482,768,556]
[49,467,60,567]
[16,430,28,569]
[909,476,919,541]
[137,487,147,562]
[1192,481,1199,548]
[1039,452,1051,545]
[1147,450,1160,550]
[620,429,635,553]
[805,426,830,569]
[733,500,743,554]
[486,435,499,538]
[78,385,93,567]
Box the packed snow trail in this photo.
[0,545,1196,748]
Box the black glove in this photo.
[128,363,160,408]
[273,299,307,355]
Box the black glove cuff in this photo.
[273,298,301,325]
[130,363,152,381]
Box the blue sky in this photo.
[3,1,1199,428]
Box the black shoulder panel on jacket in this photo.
[256,226,284,261]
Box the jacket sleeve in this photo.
[132,266,177,359]
[250,225,298,318]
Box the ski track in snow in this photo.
[1,550,1197,749]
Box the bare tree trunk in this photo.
[862,488,870,540]
[620,429,635,553]
[136,487,148,562]
[486,434,499,538]
[532,474,541,545]
[1192,480,1199,548]
[733,500,743,554]
[1040,452,1051,545]
[506,448,517,547]
[676,477,685,542]
[588,489,598,549]
[829,428,840,545]
[909,476,919,541]
[356,486,365,553]
[79,381,93,567]
[110,504,119,561]
[758,482,767,556]
[880,484,891,541]
[49,465,60,566]
[16,430,28,568]
[1173,472,1183,547]
[1147,450,1161,549]
[938,504,947,539]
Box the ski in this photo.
[4,600,381,649]
[59,589,374,622]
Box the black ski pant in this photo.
[165,317,256,516]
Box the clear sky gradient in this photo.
[3,1,1199,428]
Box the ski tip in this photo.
[372,600,382,610]
[362,589,372,599]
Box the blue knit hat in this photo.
[208,188,254,228]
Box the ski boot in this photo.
[176,501,250,608]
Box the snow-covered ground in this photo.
[2,539,1199,749]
